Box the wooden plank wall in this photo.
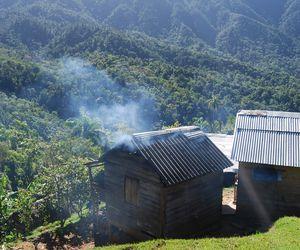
[105,151,163,239]
[237,163,300,223]
[163,171,223,237]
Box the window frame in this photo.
[252,167,283,182]
[124,176,140,206]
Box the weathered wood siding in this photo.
[105,150,225,239]
[105,151,163,239]
[163,171,223,237]
[237,163,300,222]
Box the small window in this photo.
[253,168,282,182]
[124,176,139,205]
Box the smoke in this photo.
[55,57,158,146]
[113,134,136,152]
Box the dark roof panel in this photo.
[132,127,232,186]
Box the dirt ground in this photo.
[13,242,95,250]
[222,187,235,205]
[222,187,236,215]
[13,238,95,250]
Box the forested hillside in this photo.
[1,0,299,74]
[0,0,299,246]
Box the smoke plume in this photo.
[56,57,158,145]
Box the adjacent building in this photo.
[231,110,300,223]
[207,133,238,187]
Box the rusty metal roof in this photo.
[231,110,300,167]
[132,127,232,186]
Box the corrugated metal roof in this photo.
[231,110,300,167]
[132,127,232,186]
[207,133,238,172]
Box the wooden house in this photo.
[103,126,232,240]
[231,110,300,223]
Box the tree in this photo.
[207,95,221,122]
[0,174,15,244]
[37,136,98,227]
[0,141,9,172]
[163,121,181,129]
[222,115,236,134]
[192,117,210,132]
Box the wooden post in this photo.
[160,188,166,238]
[233,173,238,205]
[108,223,112,243]
[86,163,99,245]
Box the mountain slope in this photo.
[0,0,299,75]
[1,29,299,129]
[0,0,299,128]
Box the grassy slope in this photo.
[99,217,300,250]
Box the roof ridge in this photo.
[133,126,200,137]
[238,110,300,119]
[236,128,300,133]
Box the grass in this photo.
[98,217,300,250]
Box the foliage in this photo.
[163,121,181,129]
[0,45,298,130]
[0,93,103,243]
[14,187,37,233]
[0,55,39,93]
[26,207,89,241]
[192,117,210,132]
[0,174,16,244]
[0,0,299,75]
[37,136,97,226]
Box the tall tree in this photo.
[207,95,221,122]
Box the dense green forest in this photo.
[0,0,299,246]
